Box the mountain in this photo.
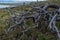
[0,1,32,5]
[0,0,14,2]
[0,1,32,8]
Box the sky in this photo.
[0,0,45,8]
[0,0,45,2]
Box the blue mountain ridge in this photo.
[0,0,13,2]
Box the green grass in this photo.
[56,21,60,30]
[0,1,60,40]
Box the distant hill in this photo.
[0,1,33,8]
[0,1,35,5]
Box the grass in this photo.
[56,21,60,30]
[0,1,60,40]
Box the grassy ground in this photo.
[0,1,60,40]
